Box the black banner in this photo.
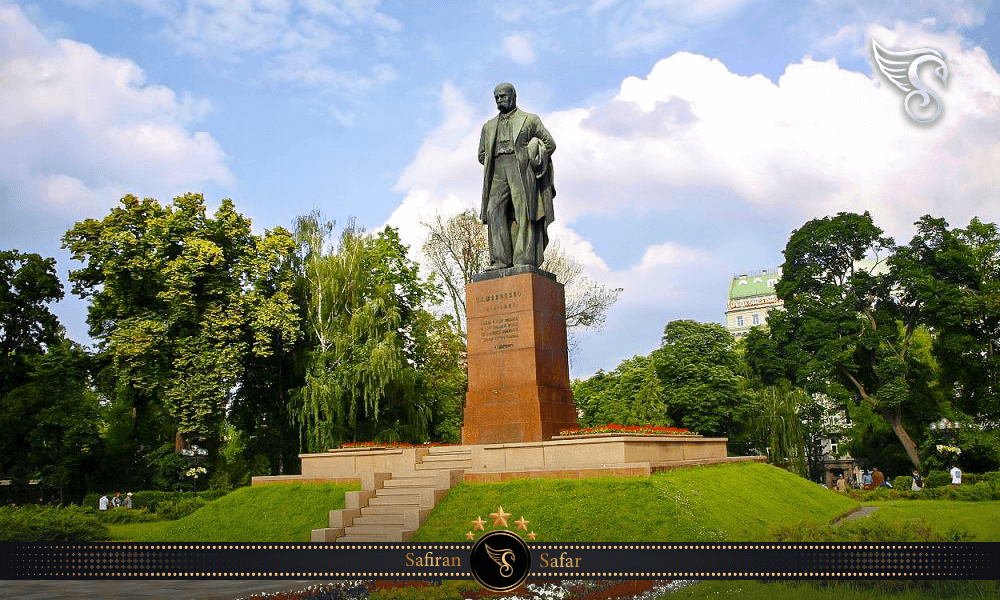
[0,543,995,579]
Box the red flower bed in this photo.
[557,424,694,436]
[334,441,457,450]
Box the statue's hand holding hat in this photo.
[526,137,547,178]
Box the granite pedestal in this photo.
[461,266,579,444]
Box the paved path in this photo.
[0,580,335,600]
[832,505,879,526]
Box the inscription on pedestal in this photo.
[480,315,521,351]
[475,290,525,313]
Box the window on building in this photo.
[751,313,760,325]
[830,443,838,455]
[736,316,744,327]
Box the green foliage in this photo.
[769,516,972,542]
[0,249,64,396]
[0,338,102,502]
[291,214,464,449]
[746,383,809,476]
[93,507,159,524]
[62,193,300,474]
[652,320,746,436]
[156,497,208,520]
[0,505,109,542]
[574,320,748,438]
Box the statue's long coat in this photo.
[478,108,556,233]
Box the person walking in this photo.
[112,492,122,508]
[950,464,962,488]
[124,492,133,509]
[99,494,109,511]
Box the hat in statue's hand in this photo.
[526,137,547,178]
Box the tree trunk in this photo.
[883,405,921,468]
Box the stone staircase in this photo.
[311,447,473,543]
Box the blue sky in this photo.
[2,0,999,378]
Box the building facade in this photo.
[724,268,783,338]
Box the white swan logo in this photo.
[872,39,948,123]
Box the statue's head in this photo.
[494,83,516,113]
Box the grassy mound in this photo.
[138,482,359,542]
[412,462,858,542]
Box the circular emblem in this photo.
[469,530,531,592]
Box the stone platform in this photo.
[254,435,763,486]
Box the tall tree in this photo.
[650,320,747,437]
[0,338,102,503]
[767,212,934,468]
[574,320,748,437]
[421,210,621,349]
[0,250,63,396]
[62,194,299,480]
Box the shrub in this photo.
[924,470,951,488]
[769,517,973,542]
[0,505,109,542]
[892,475,913,489]
[157,497,207,520]
[94,507,159,524]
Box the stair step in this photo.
[361,505,407,515]
[383,478,444,488]
[377,486,433,496]
[354,514,405,526]
[368,494,421,506]
[416,460,472,470]
[346,524,406,535]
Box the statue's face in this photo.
[494,87,515,113]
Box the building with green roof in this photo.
[725,267,783,338]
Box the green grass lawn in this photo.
[412,462,858,542]
[859,499,1000,541]
[126,482,359,542]
[107,520,173,541]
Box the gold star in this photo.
[528,531,537,541]
[471,516,486,531]
[465,531,475,540]
[514,516,529,531]
[489,506,512,528]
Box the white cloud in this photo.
[501,34,537,66]
[63,0,403,98]
[0,3,232,239]
[589,0,763,53]
[386,21,1000,376]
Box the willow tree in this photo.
[748,383,809,477]
[291,214,460,450]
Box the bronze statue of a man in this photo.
[478,83,556,270]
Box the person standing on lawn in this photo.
[950,464,962,487]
